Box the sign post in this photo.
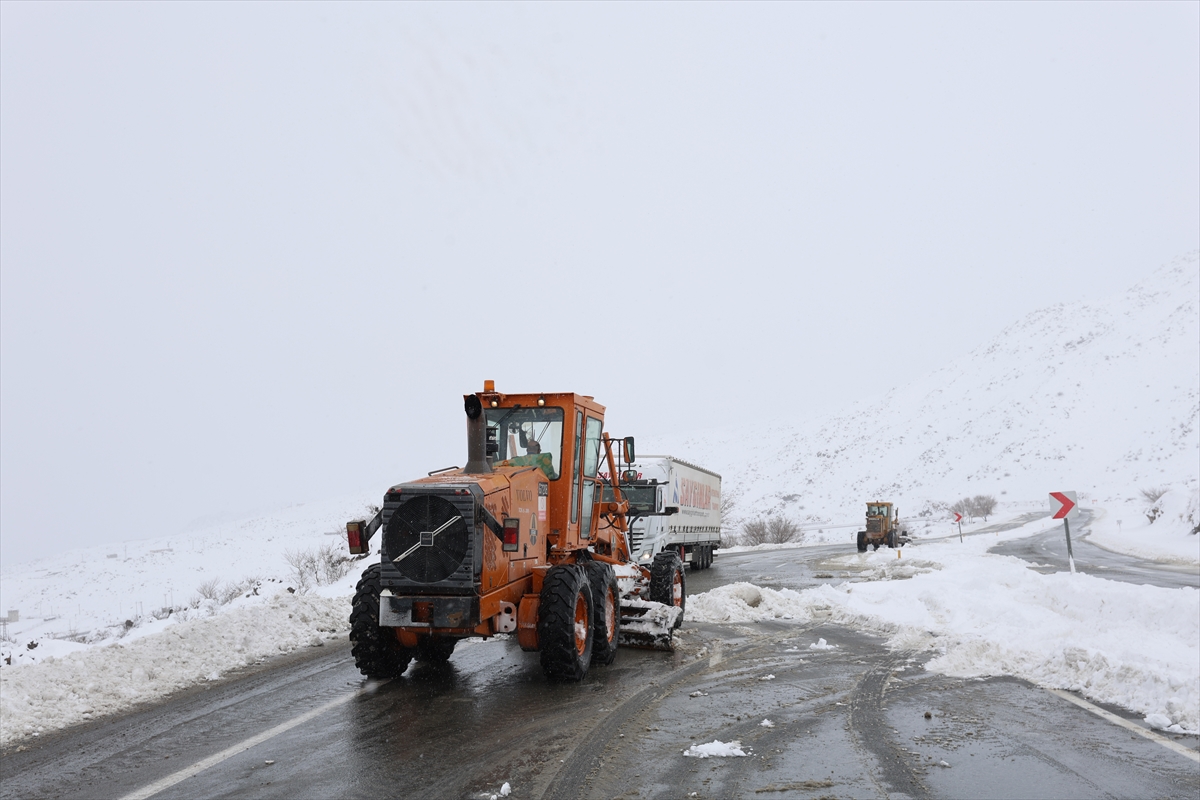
[954,512,963,542]
[1049,491,1079,574]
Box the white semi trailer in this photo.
[602,456,722,571]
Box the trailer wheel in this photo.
[349,563,414,679]
[415,637,457,663]
[585,561,620,666]
[650,551,686,629]
[856,531,868,553]
[538,565,593,682]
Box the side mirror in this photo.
[623,436,636,463]
[664,505,680,516]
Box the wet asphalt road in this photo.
[3,532,1198,800]
[988,516,1200,590]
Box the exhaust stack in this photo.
[463,393,492,474]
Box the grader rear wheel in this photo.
[537,565,594,682]
[349,563,414,679]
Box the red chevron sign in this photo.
[1050,491,1077,520]
[954,512,963,523]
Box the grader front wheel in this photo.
[650,551,686,629]
[585,561,620,666]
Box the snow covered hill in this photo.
[659,252,1200,545]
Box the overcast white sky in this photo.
[2,2,1197,566]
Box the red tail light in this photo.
[503,518,519,551]
[347,521,365,554]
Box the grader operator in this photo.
[344,382,686,683]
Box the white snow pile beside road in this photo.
[688,524,1199,734]
[1086,486,1200,565]
[0,494,376,747]
[0,590,351,746]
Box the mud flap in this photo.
[617,599,681,651]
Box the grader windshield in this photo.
[867,503,891,518]
[486,406,564,479]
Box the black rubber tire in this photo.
[856,531,868,553]
[415,637,457,663]
[349,563,414,679]
[537,565,593,682]
[703,546,712,569]
[650,550,686,629]
[584,561,620,666]
[887,530,897,549]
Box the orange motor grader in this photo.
[344,382,687,682]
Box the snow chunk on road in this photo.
[683,739,748,758]
[809,638,837,650]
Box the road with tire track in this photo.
[2,540,1197,799]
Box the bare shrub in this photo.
[195,578,221,601]
[219,576,262,605]
[767,516,801,544]
[740,516,801,546]
[285,542,355,593]
[741,518,770,546]
[949,495,997,522]
[971,495,998,522]
[950,497,974,521]
[720,489,742,531]
[1140,487,1168,504]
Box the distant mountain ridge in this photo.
[661,252,1199,532]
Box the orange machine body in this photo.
[367,388,637,651]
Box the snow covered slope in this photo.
[662,253,1200,542]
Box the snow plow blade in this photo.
[618,599,681,651]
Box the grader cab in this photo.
[344,382,686,683]
[856,501,906,552]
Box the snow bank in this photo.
[689,533,1200,734]
[1086,484,1200,565]
[0,591,350,745]
[0,592,350,748]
